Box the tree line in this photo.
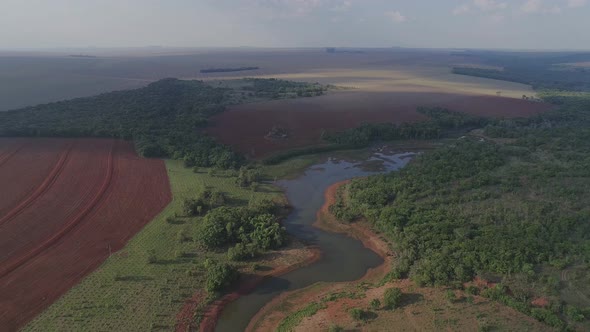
[0,78,328,169]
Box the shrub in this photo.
[146,250,157,264]
[200,214,229,248]
[349,308,365,321]
[204,259,239,293]
[249,214,287,250]
[328,324,344,332]
[370,298,381,310]
[383,287,403,310]
[530,308,565,329]
[227,243,258,261]
[465,285,480,295]
[177,229,189,243]
[565,305,586,322]
[445,290,457,303]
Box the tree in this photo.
[249,214,286,250]
[203,259,239,292]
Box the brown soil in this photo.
[0,138,171,331]
[206,91,552,158]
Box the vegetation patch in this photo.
[276,302,327,332]
[332,92,590,329]
[24,160,280,331]
[0,78,327,168]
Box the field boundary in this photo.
[0,141,115,279]
[0,143,74,226]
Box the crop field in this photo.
[0,138,171,331]
[198,50,551,158]
[23,160,280,332]
[206,90,552,158]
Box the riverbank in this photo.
[313,180,395,280]
[191,240,321,332]
[243,180,551,332]
[244,180,396,331]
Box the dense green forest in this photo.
[452,51,590,91]
[0,78,327,168]
[332,92,590,329]
[323,107,486,146]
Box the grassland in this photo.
[217,66,535,98]
[287,279,552,332]
[24,160,280,332]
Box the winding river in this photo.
[215,152,415,331]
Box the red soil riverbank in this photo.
[245,180,395,331]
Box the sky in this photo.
[1,0,589,50]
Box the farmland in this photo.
[22,159,299,331]
[0,138,171,331]
[207,90,551,158]
[3,48,586,331]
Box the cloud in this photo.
[330,0,352,12]
[384,10,407,23]
[489,13,506,22]
[453,4,471,15]
[452,0,507,15]
[567,0,587,8]
[521,0,541,12]
[474,0,508,11]
[521,0,562,13]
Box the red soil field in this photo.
[0,138,171,331]
[206,91,552,158]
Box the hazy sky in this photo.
[1,0,589,50]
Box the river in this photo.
[215,151,415,331]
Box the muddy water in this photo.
[215,152,415,331]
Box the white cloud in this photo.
[453,0,508,15]
[474,0,508,11]
[453,4,471,15]
[489,13,506,22]
[330,0,352,12]
[521,0,562,14]
[568,0,587,8]
[384,10,407,23]
[521,0,541,12]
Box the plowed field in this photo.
[0,138,171,331]
[206,90,552,158]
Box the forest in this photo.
[0,78,327,168]
[323,107,486,146]
[452,51,590,91]
[331,91,590,329]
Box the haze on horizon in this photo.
[1,0,589,51]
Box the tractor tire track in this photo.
[0,143,74,226]
[0,141,115,279]
[0,143,27,168]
